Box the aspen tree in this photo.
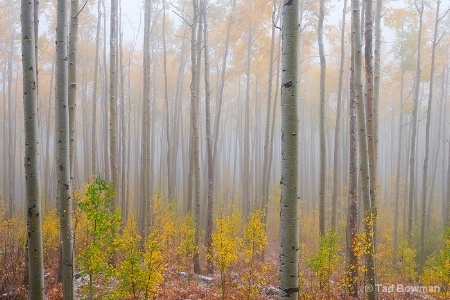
[21,0,44,297]
[318,0,326,238]
[56,0,75,297]
[331,0,347,230]
[68,0,79,177]
[420,0,444,273]
[352,0,377,298]
[408,0,423,238]
[279,0,299,297]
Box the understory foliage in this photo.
[3,181,450,299]
[421,227,450,299]
[306,230,340,291]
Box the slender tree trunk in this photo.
[202,0,215,274]
[420,0,441,274]
[92,0,101,177]
[56,0,75,297]
[190,0,202,274]
[68,0,79,178]
[352,0,377,298]
[347,28,358,298]
[374,0,381,196]
[262,0,279,212]
[7,34,15,217]
[318,0,326,237]
[162,0,173,202]
[21,0,45,297]
[243,25,253,218]
[408,0,423,239]
[332,0,347,230]
[102,0,110,181]
[110,0,118,205]
[364,0,377,252]
[394,68,405,260]
[279,0,300,297]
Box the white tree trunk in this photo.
[21,0,45,297]
[279,0,300,297]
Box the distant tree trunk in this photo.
[21,0,45,298]
[262,0,279,213]
[140,0,152,240]
[394,67,405,260]
[243,25,253,218]
[279,0,300,297]
[44,54,55,203]
[56,0,75,297]
[102,0,110,181]
[373,0,381,194]
[110,0,118,205]
[352,0,377,298]
[202,0,215,274]
[331,0,347,230]
[318,0,326,237]
[162,0,173,202]
[408,0,423,238]
[92,0,101,177]
[190,0,202,274]
[420,0,441,274]
[347,27,358,298]
[68,0,79,178]
[6,35,15,217]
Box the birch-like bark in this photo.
[364,0,377,251]
[21,0,44,297]
[68,0,79,178]
[56,0,75,297]
[352,0,377,298]
[279,0,299,297]
[347,29,358,297]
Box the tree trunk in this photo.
[347,27,358,298]
[318,0,326,238]
[68,0,79,178]
[352,0,377,298]
[364,0,377,252]
[190,0,202,274]
[110,0,118,205]
[202,0,215,274]
[56,0,75,297]
[243,25,253,218]
[331,0,347,230]
[92,0,101,177]
[408,0,423,238]
[21,0,45,297]
[279,0,300,297]
[420,0,441,274]
[262,0,279,213]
